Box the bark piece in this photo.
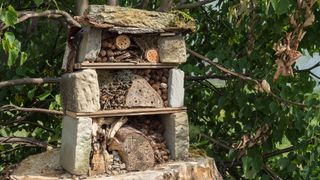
[81,5,196,33]
[91,152,106,174]
[108,126,155,171]
[115,35,131,50]
[144,49,159,63]
[107,117,128,139]
[125,75,164,108]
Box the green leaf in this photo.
[242,155,263,179]
[33,0,43,6]
[8,48,19,67]
[0,5,17,27]
[2,32,21,67]
[38,91,51,101]
[27,88,36,100]
[271,0,290,15]
[55,94,61,106]
[20,52,28,65]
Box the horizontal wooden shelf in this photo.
[74,62,178,69]
[66,107,186,118]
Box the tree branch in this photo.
[187,48,320,109]
[0,137,48,148]
[0,77,60,89]
[174,0,215,10]
[296,62,320,72]
[185,75,234,81]
[187,48,258,84]
[201,133,232,151]
[0,104,63,115]
[158,0,174,12]
[1,10,81,30]
[263,164,283,180]
[263,146,295,159]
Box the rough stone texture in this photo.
[60,116,92,175]
[162,112,189,160]
[12,149,62,178]
[125,75,164,108]
[11,149,222,180]
[158,36,187,64]
[80,5,196,33]
[61,69,100,112]
[168,69,185,107]
[77,27,101,63]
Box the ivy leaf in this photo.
[0,5,17,27]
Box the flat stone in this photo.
[11,149,222,180]
[77,27,101,63]
[125,75,164,108]
[11,149,62,178]
[162,112,189,160]
[60,116,92,175]
[61,69,100,112]
[158,36,186,64]
[81,5,196,33]
[168,69,185,107]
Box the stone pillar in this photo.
[60,116,93,175]
[158,36,186,64]
[77,27,101,63]
[61,69,100,112]
[162,112,189,160]
[168,69,185,107]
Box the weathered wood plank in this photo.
[66,107,186,118]
[76,5,196,33]
[74,62,178,69]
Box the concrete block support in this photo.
[158,36,186,64]
[162,112,189,160]
[61,69,100,112]
[168,69,185,107]
[60,116,93,175]
[77,27,101,63]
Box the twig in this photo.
[0,77,60,89]
[0,137,48,148]
[1,10,81,30]
[263,146,295,159]
[187,48,258,84]
[297,62,320,72]
[185,75,234,81]
[200,133,232,150]
[187,48,320,109]
[174,0,215,10]
[0,104,63,115]
[263,164,283,180]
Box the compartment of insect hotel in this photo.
[98,69,170,110]
[89,114,184,176]
[96,32,160,64]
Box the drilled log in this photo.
[115,35,131,50]
[144,49,159,63]
[108,126,155,171]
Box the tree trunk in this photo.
[107,0,117,6]
[76,0,88,16]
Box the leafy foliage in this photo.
[0,0,320,179]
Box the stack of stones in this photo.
[59,5,193,176]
